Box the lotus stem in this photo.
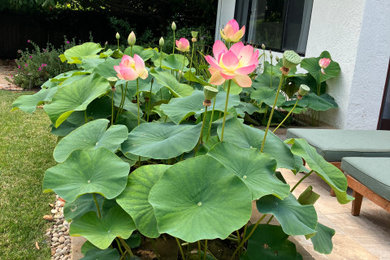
[273,98,299,133]
[230,214,267,259]
[115,82,128,123]
[119,237,134,256]
[92,193,101,218]
[260,74,285,152]
[291,170,314,192]
[160,47,163,68]
[111,91,115,125]
[115,238,124,256]
[172,30,176,54]
[203,240,208,260]
[136,79,140,126]
[147,79,153,122]
[220,80,232,142]
[190,42,195,73]
[266,215,274,224]
[199,106,208,144]
[206,97,216,141]
[197,241,201,259]
[175,237,185,260]
[178,54,186,82]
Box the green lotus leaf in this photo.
[121,122,201,159]
[70,204,135,249]
[160,90,240,124]
[12,87,58,113]
[48,70,88,83]
[51,111,84,136]
[64,194,104,221]
[250,86,286,107]
[252,73,280,89]
[183,71,209,86]
[297,93,338,111]
[309,223,335,254]
[112,81,141,116]
[93,57,120,78]
[116,164,171,238]
[301,51,341,84]
[81,58,106,71]
[43,148,130,202]
[82,248,120,260]
[53,119,128,163]
[149,155,252,242]
[63,42,103,64]
[207,142,290,200]
[286,138,353,204]
[44,74,110,127]
[234,102,263,117]
[242,224,302,260]
[150,69,193,97]
[257,194,317,236]
[218,118,301,171]
[298,186,320,206]
[161,54,189,71]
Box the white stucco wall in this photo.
[216,0,390,129]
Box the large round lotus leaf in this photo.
[257,194,317,236]
[43,148,130,203]
[44,74,110,127]
[63,42,103,64]
[116,164,171,238]
[70,204,135,249]
[218,118,301,171]
[150,69,193,97]
[64,193,104,221]
[242,224,302,260]
[207,142,290,200]
[309,222,335,254]
[161,54,189,71]
[53,119,128,163]
[149,155,252,242]
[12,87,58,113]
[160,90,240,124]
[286,138,353,204]
[82,248,120,260]
[301,51,340,83]
[121,122,201,159]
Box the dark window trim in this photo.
[377,58,390,130]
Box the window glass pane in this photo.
[234,0,313,54]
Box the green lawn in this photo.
[0,90,57,259]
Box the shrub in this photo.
[8,39,77,89]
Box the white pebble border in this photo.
[45,196,72,260]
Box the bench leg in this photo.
[351,190,363,216]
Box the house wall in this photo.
[215,0,390,129]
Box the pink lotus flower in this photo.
[319,58,331,74]
[114,54,148,81]
[175,38,190,52]
[205,40,259,88]
[220,19,245,43]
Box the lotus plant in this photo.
[220,19,245,43]
[319,57,331,74]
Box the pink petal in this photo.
[238,45,255,65]
[205,55,221,70]
[114,65,121,74]
[236,64,257,75]
[233,74,252,88]
[220,72,235,80]
[221,51,239,68]
[120,55,133,67]
[209,70,225,86]
[139,69,148,79]
[230,42,244,56]
[119,67,137,81]
[224,24,235,38]
[134,54,146,75]
[213,40,228,60]
[227,19,239,32]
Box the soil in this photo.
[0,60,23,91]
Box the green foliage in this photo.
[7,39,76,89]
[11,38,349,259]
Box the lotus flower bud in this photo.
[298,84,310,97]
[319,58,331,74]
[282,50,301,69]
[159,37,164,47]
[115,32,120,40]
[191,31,198,38]
[203,86,218,106]
[171,22,176,31]
[128,31,136,46]
[275,56,280,62]
[261,43,266,50]
[107,77,118,91]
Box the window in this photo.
[235,0,313,55]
